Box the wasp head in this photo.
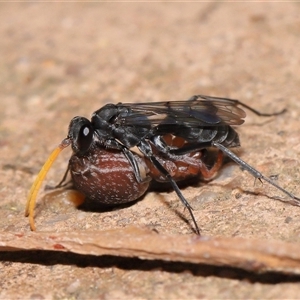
[68,116,94,155]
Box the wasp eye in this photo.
[77,124,93,153]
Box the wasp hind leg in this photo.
[212,141,300,205]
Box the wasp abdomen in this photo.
[212,126,240,148]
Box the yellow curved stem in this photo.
[25,138,71,231]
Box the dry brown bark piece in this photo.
[1,226,300,275]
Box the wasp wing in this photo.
[118,95,246,128]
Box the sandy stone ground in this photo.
[1,2,300,299]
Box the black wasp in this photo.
[25,95,300,234]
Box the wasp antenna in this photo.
[237,101,287,117]
[25,138,71,231]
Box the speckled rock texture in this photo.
[1,3,300,299]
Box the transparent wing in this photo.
[117,95,246,127]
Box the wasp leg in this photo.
[104,138,151,184]
[122,146,151,183]
[151,135,214,157]
[169,142,212,156]
[138,140,200,235]
[151,136,170,154]
[153,137,224,180]
[212,141,300,205]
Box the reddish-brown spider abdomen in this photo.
[69,147,150,205]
